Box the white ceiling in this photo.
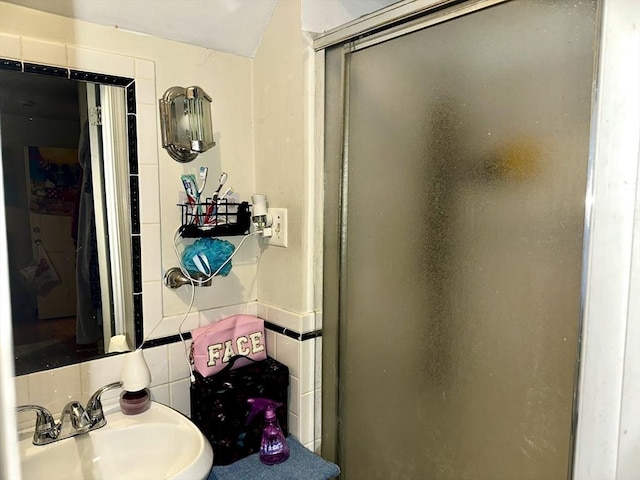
[3,0,399,58]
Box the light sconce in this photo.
[159,86,215,163]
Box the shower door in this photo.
[323,1,599,478]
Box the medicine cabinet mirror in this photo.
[0,64,141,376]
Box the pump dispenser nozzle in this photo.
[247,398,289,465]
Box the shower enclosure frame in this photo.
[314,0,640,478]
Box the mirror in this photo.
[0,62,141,376]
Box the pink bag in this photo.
[191,314,267,378]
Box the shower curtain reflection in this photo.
[75,120,103,345]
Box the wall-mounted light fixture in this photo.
[159,86,215,163]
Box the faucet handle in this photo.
[86,381,123,428]
[60,401,91,431]
[16,404,59,445]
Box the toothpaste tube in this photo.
[181,174,201,224]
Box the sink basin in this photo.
[18,401,213,480]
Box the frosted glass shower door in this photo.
[327,1,598,478]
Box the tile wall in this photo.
[14,301,319,449]
[3,32,320,451]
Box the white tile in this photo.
[199,304,247,326]
[169,339,193,382]
[301,313,315,333]
[134,58,155,80]
[246,301,258,316]
[314,388,322,448]
[0,33,21,59]
[135,78,157,105]
[141,224,162,282]
[265,329,277,357]
[256,302,268,320]
[170,378,191,417]
[150,383,170,407]
[288,412,300,439]
[67,46,134,78]
[142,281,164,338]
[289,375,300,415]
[135,103,159,166]
[27,364,82,415]
[298,392,315,445]
[143,345,169,387]
[266,304,302,332]
[80,354,127,404]
[314,337,322,390]
[14,375,29,405]
[275,333,300,379]
[150,311,199,340]
[21,37,66,66]
[139,165,160,224]
[315,311,323,330]
[300,340,315,395]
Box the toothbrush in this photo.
[212,172,227,203]
[203,172,228,225]
[217,186,234,205]
[197,166,208,195]
[203,187,233,225]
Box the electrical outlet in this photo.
[265,208,288,247]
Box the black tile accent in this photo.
[131,235,142,294]
[134,293,144,347]
[24,63,68,78]
[0,58,22,71]
[70,69,132,86]
[130,175,140,235]
[264,321,322,342]
[143,332,192,350]
[127,115,138,174]
[126,82,136,114]
[140,322,322,350]
[302,330,323,341]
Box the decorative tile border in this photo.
[141,317,322,350]
[23,62,67,77]
[264,321,322,342]
[0,58,21,71]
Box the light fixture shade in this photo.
[121,349,151,392]
[159,85,215,163]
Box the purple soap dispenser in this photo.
[247,398,290,465]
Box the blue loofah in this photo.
[182,238,235,277]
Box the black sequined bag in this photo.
[190,355,289,466]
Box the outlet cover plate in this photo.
[265,208,287,247]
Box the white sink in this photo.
[18,401,213,480]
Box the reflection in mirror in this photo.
[0,63,141,376]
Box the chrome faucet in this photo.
[58,401,91,439]
[17,381,123,446]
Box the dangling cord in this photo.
[171,229,260,381]
[178,278,197,383]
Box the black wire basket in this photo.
[178,200,251,238]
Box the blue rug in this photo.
[209,436,340,480]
